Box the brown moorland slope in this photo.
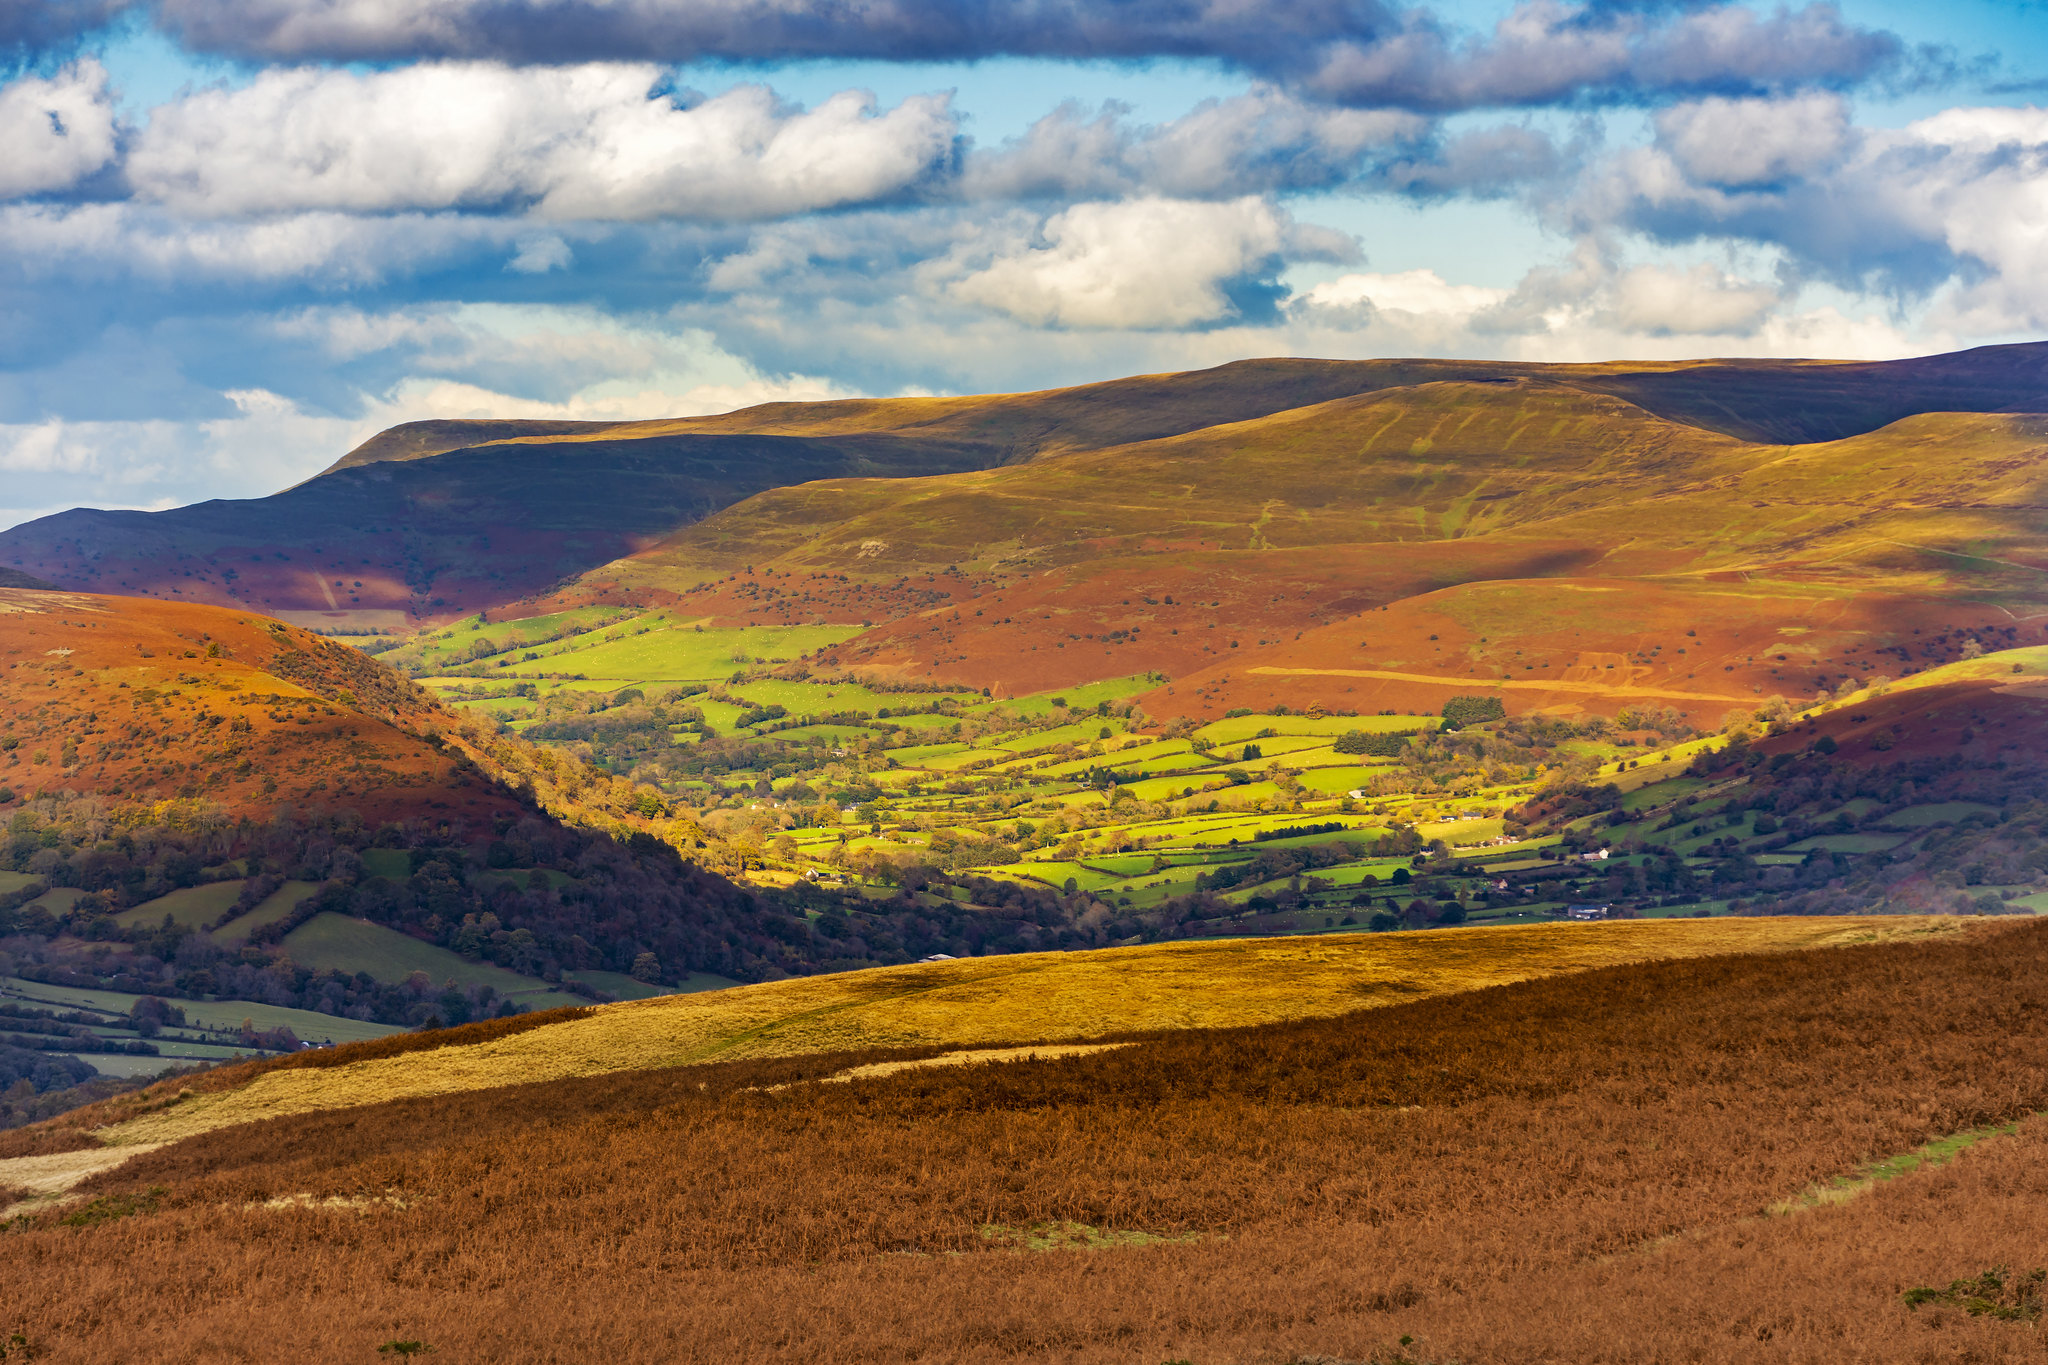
[4,342,2045,630]
[588,383,2047,723]
[5,916,1936,1156]
[5,919,2047,1363]
[0,587,520,822]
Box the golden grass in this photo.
[94,917,1970,1150]
[809,1043,1133,1086]
[0,1143,165,1218]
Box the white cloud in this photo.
[124,65,956,221]
[0,304,863,529]
[1301,268,1509,319]
[947,197,1330,329]
[0,202,526,285]
[506,234,572,273]
[1603,263,1778,335]
[1655,93,1850,188]
[1577,98,2048,332]
[0,61,119,198]
[964,89,1427,202]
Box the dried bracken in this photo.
[4,921,2048,1362]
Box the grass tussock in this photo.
[87,916,1965,1149]
[4,920,2048,1361]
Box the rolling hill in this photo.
[2,915,2042,1363]
[589,379,2048,723]
[0,585,514,821]
[2,342,2044,634]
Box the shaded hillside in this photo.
[329,340,2048,471]
[0,432,992,628]
[5,341,2044,628]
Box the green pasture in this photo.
[358,848,411,880]
[3,975,405,1045]
[978,675,1156,720]
[281,914,576,1006]
[1298,765,1384,795]
[990,718,1131,752]
[401,606,638,669]
[112,881,244,931]
[56,1053,217,1079]
[1882,802,1998,828]
[517,622,860,682]
[730,676,978,717]
[1195,713,1428,744]
[1784,832,1912,854]
[897,747,990,773]
[884,713,967,732]
[563,969,737,999]
[1418,816,1508,845]
[769,724,879,743]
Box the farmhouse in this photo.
[1567,903,1613,921]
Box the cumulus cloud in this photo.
[1299,268,1509,319]
[1603,262,1778,334]
[136,0,1906,113]
[0,61,119,198]
[946,196,1352,329]
[1655,92,1850,187]
[0,202,540,286]
[966,89,1427,202]
[1300,0,1901,109]
[146,0,1403,67]
[0,0,130,53]
[124,65,956,220]
[0,305,857,528]
[1574,97,2048,329]
[1378,123,1567,196]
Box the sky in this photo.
[2,0,2047,528]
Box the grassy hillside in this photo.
[51,914,1963,1150]
[583,389,2047,721]
[5,343,2045,630]
[5,919,2047,1363]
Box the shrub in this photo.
[1903,1267,2044,1321]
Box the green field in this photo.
[1194,713,1429,743]
[1785,833,1911,854]
[358,848,411,880]
[112,881,244,931]
[386,609,1874,935]
[3,976,406,1045]
[1883,802,1998,828]
[565,969,740,1000]
[280,914,582,1007]
[233,880,323,936]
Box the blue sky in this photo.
[2,0,2046,527]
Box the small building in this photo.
[1580,847,1611,861]
[1566,903,1612,921]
